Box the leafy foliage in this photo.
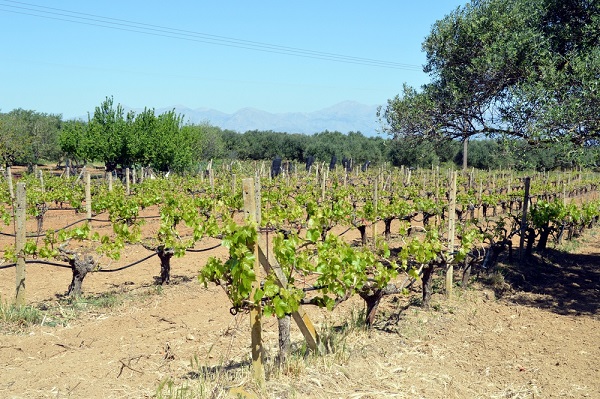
[0,109,62,167]
[379,0,600,152]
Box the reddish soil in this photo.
[0,198,598,398]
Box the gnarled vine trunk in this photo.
[157,246,175,285]
[384,217,394,241]
[66,253,97,296]
[357,225,367,246]
[359,288,384,327]
[277,315,291,365]
[421,262,436,309]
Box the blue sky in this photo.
[1,1,467,119]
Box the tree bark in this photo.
[462,136,469,171]
[357,225,367,246]
[66,254,97,296]
[461,255,471,287]
[277,315,291,365]
[384,217,393,241]
[157,246,175,285]
[536,225,552,251]
[421,263,435,309]
[359,289,384,327]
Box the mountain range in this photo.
[151,101,383,136]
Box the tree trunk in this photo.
[423,213,431,227]
[462,136,469,171]
[277,315,291,365]
[384,217,393,241]
[525,228,536,257]
[157,246,175,285]
[359,289,384,327]
[357,225,367,246]
[421,263,435,309]
[66,254,97,296]
[461,255,471,287]
[536,227,552,251]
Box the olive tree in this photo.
[0,109,62,167]
[379,0,600,166]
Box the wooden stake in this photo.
[321,171,326,202]
[85,171,92,220]
[372,178,378,245]
[257,245,323,354]
[6,166,14,200]
[108,171,113,192]
[254,177,262,224]
[15,182,26,306]
[446,171,457,299]
[519,177,531,263]
[38,169,44,193]
[242,178,265,383]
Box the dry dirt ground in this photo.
[0,205,599,399]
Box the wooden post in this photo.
[108,171,113,192]
[6,166,14,200]
[38,169,45,193]
[446,171,457,298]
[254,177,261,224]
[321,170,326,202]
[15,182,26,306]
[400,165,405,184]
[242,178,265,383]
[372,178,378,244]
[256,245,323,354]
[435,166,441,227]
[85,171,92,220]
[519,177,531,263]
[125,168,131,195]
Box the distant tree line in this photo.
[1,96,599,173]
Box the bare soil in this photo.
[0,204,598,399]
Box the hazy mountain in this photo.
[154,101,383,136]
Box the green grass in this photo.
[0,285,165,332]
[0,299,44,329]
[61,291,124,309]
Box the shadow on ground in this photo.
[498,248,600,318]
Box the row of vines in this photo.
[1,163,600,370]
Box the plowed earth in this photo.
[0,193,598,399]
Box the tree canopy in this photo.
[3,87,599,173]
[0,109,62,168]
[378,0,600,147]
[59,97,194,173]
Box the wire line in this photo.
[0,0,423,71]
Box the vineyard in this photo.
[1,163,599,398]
